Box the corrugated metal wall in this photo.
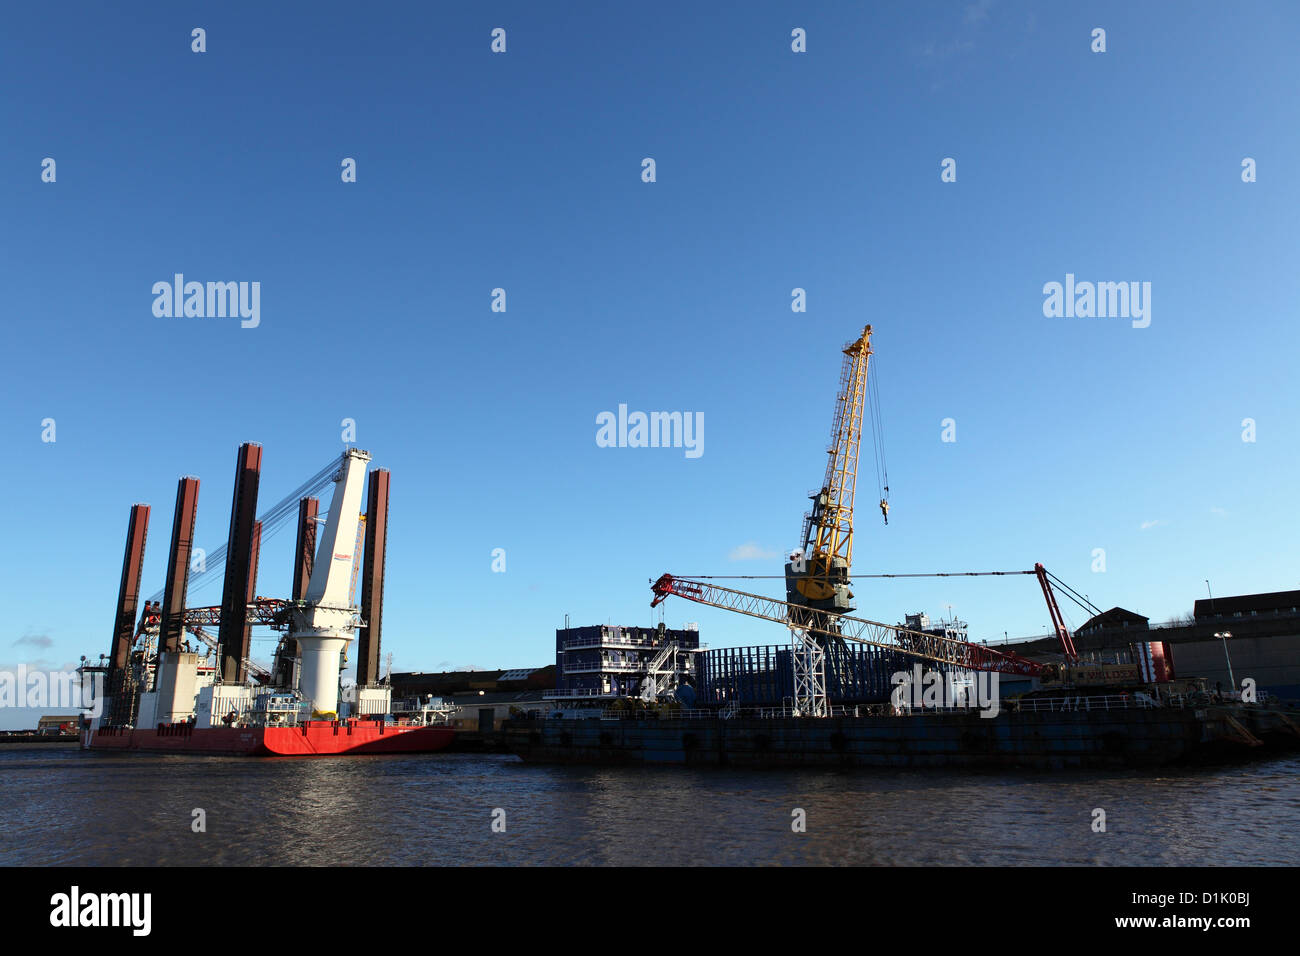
[698,643,927,706]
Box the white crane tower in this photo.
[290,448,371,717]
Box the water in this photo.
[2,747,1297,866]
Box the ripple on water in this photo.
[1,749,1297,866]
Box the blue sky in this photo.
[2,2,1298,719]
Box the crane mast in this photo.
[787,324,873,615]
[290,448,371,718]
[781,325,879,713]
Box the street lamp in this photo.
[1214,631,1235,694]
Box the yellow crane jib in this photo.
[786,324,874,616]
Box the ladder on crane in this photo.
[349,514,367,607]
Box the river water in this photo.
[2,748,1296,866]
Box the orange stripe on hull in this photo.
[87,721,455,756]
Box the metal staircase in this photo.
[639,640,681,700]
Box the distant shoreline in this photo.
[0,734,78,746]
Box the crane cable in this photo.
[867,355,889,517]
[676,571,1037,580]
[146,454,344,602]
[1044,570,1102,619]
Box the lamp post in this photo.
[1214,631,1235,695]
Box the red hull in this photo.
[87,720,455,756]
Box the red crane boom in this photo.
[651,573,1050,677]
[1035,562,1079,662]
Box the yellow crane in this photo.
[650,325,891,714]
[787,324,885,612]
[650,325,1060,714]
[777,325,889,710]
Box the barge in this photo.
[505,699,1300,770]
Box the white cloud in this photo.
[1139,520,1163,530]
[13,634,53,650]
[964,0,995,24]
[728,542,777,562]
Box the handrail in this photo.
[535,694,1201,720]
[561,634,669,650]
[1014,694,1161,712]
[560,661,645,673]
